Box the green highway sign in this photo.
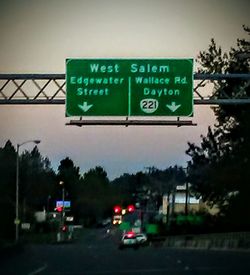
[66,59,193,117]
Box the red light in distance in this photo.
[127,204,135,212]
[56,206,63,212]
[62,225,67,232]
[114,205,122,214]
[127,231,135,238]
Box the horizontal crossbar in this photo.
[0,73,249,105]
[66,119,197,127]
[0,73,249,80]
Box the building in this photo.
[161,184,219,216]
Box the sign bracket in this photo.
[66,119,197,127]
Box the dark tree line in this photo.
[186,25,250,230]
[112,166,186,212]
[0,141,16,240]
[0,140,186,240]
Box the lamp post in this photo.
[59,181,65,221]
[15,139,41,242]
[59,181,65,241]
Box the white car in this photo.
[119,232,138,249]
[135,233,147,244]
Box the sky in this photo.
[0,0,249,180]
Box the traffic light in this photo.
[56,206,63,212]
[113,205,122,214]
[127,204,135,213]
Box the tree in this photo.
[148,166,186,195]
[76,166,118,225]
[146,166,186,213]
[0,141,16,240]
[57,157,81,198]
[20,147,56,208]
[186,26,250,229]
[18,146,56,223]
[0,141,56,240]
[112,166,186,212]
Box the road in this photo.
[1,228,250,275]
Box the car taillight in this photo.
[127,232,135,238]
[62,225,67,232]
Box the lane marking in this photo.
[28,263,48,275]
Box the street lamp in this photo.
[59,181,65,241]
[59,181,65,218]
[15,139,41,242]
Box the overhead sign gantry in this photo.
[1,69,249,126]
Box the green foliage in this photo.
[20,146,56,212]
[112,166,186,212]
[0,141,16,240]
[187,26,250,229]
[0,138,188,236]
[198,25,250,125]
[57,157,81,196]
[0,141,57,240]
[72,166,119,225]
[148,166,186,195]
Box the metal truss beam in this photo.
[1,73,249,127]
[0,73,249,105]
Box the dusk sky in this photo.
[0,0,249,179]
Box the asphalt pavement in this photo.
[1,228,250,275]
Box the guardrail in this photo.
[164,231,250,250]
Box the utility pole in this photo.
[15,140,40,242]
[185,182,189,216]
[59,181,65,241]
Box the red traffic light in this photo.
[127,204,135,212]
[113,205,122,214]
[56,206,63,212]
